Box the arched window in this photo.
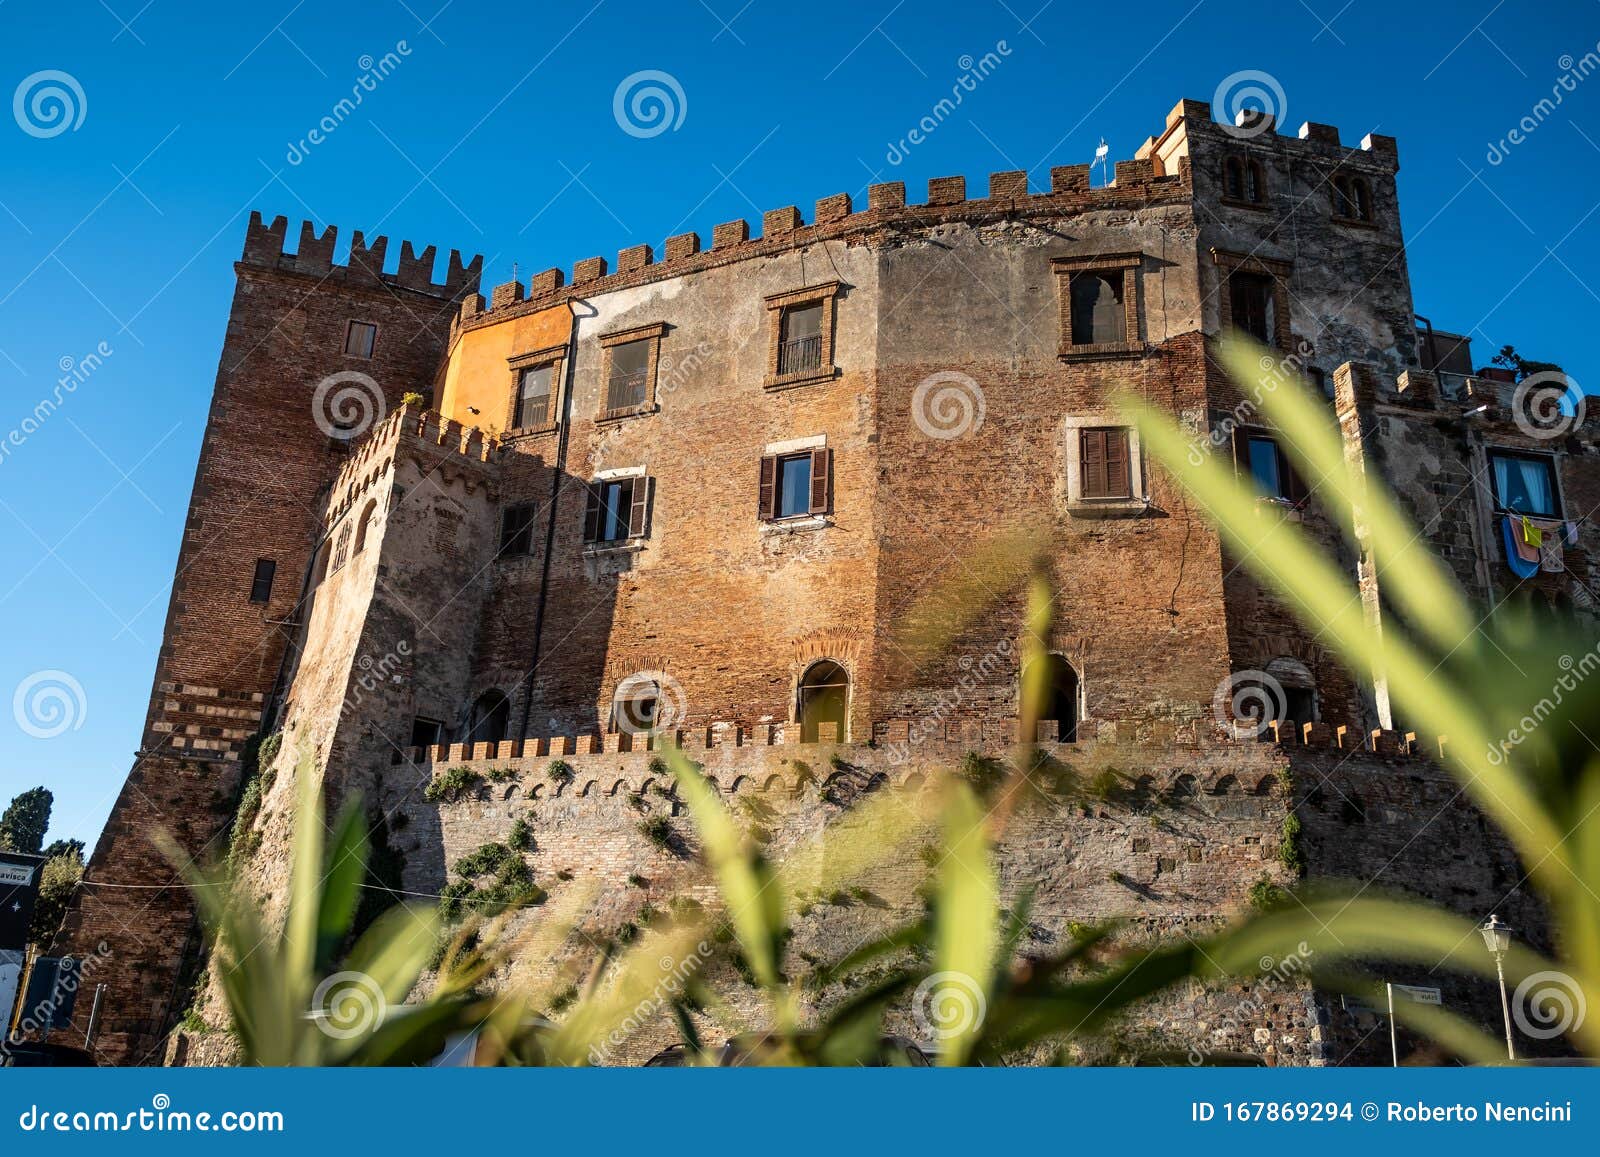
[1025,653,1081,742]
[611,675,661,735]
[465,690,510,745]
[353,499,378,555]
[329,521,352,575]
[1333,176,1372,222]
[1069,274,1124,346]
[796,660,849,742]
[1224,156,1245,200]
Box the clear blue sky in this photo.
[1,0,1595,849]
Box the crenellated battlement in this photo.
[241,212,483,299]
[325,404,498,526]
[1139,96,1401,172]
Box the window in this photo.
[1240,432,1307,504]
[1070,273,1124,347]
[765,283,841,388]
[1223,156,1267,204]
[344,320,377,359]
[1228,271,1276,344]
[597,323,666,418]
[1332,175,1373,222]
[248,558,276,604]
[612,675,662,735]
[759,449,831,520]
[1078,427,1132,500]
[1489,451,1560,518]
[465,691,510,746]
[1025,654,1080,742]
[796,660,849,742]
[329,521,353,574]
[499,503,537,557]
[606,340,651,411]
[778,304,824,376]
[514,364,554,429]
[410,717,445,749]
[583,476,651,544]
[1052,253,1142,357]
[353,500,377,554]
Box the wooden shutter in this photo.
[808,448,831,515]
[1080,429,1107,498]
[1105,428,1131,498]
[758,455,777,520]
[627,477,651,538]
[581,483,602,542]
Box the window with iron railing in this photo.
[778,303,824,376]
[606,339,651,411]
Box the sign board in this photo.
[0,949,21,1040]
[1390,983,1443,1005]
[0,852,43,951]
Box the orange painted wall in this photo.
[437,304,572,432]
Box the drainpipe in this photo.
[515,299,588,742]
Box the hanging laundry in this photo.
[1509,516,1541,565]
[1521,515,1543,549]
[1503,516,1541,578]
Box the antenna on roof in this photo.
[512,261,519,282]
[1093,139,1110,187]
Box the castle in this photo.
[51,97,1595,1066]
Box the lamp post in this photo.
[1479,913,1516,1061]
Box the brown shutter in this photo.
[1081,429,1106,498]
[627,476,650,538]
[1106,428,1130,497]
[809,448,831,515]
[582,482,602,542]
[758,455,776,520]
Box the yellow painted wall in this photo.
[437,304,572,432]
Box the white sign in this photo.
[0,949,22,1038]
[1391,983,1442,1005]
[0,864,34,886]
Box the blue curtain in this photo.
[1493,455,1555,516]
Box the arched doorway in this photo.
[796,660,849,742]
[465,690,510,745]
[611,675,662,735]
[1024,653,1080,742]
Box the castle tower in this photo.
[48,216,481,1065]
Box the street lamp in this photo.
[1479,913,1516,1061]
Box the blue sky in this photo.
[1,0,1595,848]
